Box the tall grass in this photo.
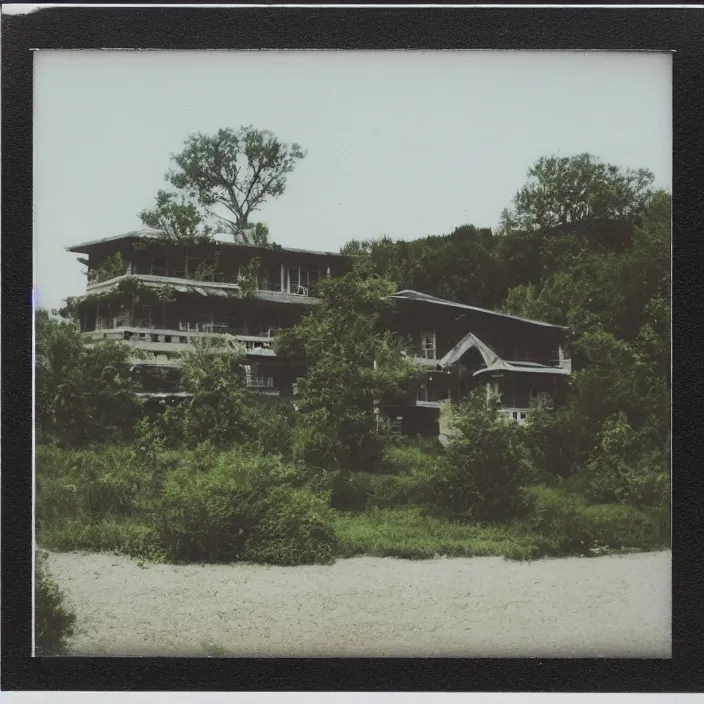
[35,443,337,566]
[334,507,547,561]
[36,440,670,567]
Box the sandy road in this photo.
[45,550,671,657]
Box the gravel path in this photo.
[46,550,671,657]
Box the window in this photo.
[530,389,551,405]
[151,257,167,276]
[283,266,315,295]
[421,330,436,360]
[172,260,187,279]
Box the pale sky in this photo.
[34,50,672,311]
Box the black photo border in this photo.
[3,3,703,693]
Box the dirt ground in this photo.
[45,549,671,658]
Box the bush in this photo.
[291,413,344,470]
[566,412,670,507]
[40,518,165,563]
[35,551,76,655]
[432,390,528,521]
[245,401,297,457]
[379,441,442,476]
[329,471,373,510]
[244,486,338,565]
[35,444,160,526]
[154,449,337,564]
[521,485,669,555]
[367,472,434,509]
[155,451,273,562]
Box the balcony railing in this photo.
[498,407,529,424]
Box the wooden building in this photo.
[66,229,571,435]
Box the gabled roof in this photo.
[431,331,570,378]
[388,289,567,330]
[66,228,350,259]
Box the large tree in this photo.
[141,126,306,244]
[499,153,655,236]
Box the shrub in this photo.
[432,390,527,521]
[366,472,434,509]
[379,441,442,476]
[35,551,76,656]
[291,412,344,469]
[35,445,157,525]
[521,484,669,554]
[245,401,297,457]
[244,486,338,565]
[565,412,670,508]
[155,452,273,562]
[153,449,336,564]
[329,471,373,511]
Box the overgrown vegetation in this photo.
[36,152,670,575]
[35,551,77,655]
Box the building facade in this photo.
[66,229,571,432]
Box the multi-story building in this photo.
[67,228,351,401]
[381,289,571,435]
[66,229,571,432]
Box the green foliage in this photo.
[154,449,336,564]
[329,471,374,511]
[366,471,435,509]
[333,507,543,561]
[244,401,298,456]
[88,251,127,283]
[342,226,502,309]
[499,153,654,235]
[520,485,669,555]
[40,518,166,563]
[433,390,528,521]
[35,551,77,655]
[35,444,166,526]
[379,440,444,475]
[244,486,338,565]
[155,449,271,562]
[278,272,421,471]
[139,189,215,244]
[60,276,177,321]
[35,310,140,446]
[236,256,265,298]
[567,412,669,507]
[163,126,306,242]
[168,340,252,448]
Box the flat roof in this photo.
[388,289,567,330]
[66,228,350,259]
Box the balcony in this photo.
[497,407,529,424]
[246,376,280,396]
[83,325,283,365]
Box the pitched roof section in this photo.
[429,331,570,378]
[66,228,349,259]
[388,289,567,330]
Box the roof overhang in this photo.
[66,228,351,260]
[388,289,567,331]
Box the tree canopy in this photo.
[140,126,306,245]
[498,153,655,236]
[276,273,421,470]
